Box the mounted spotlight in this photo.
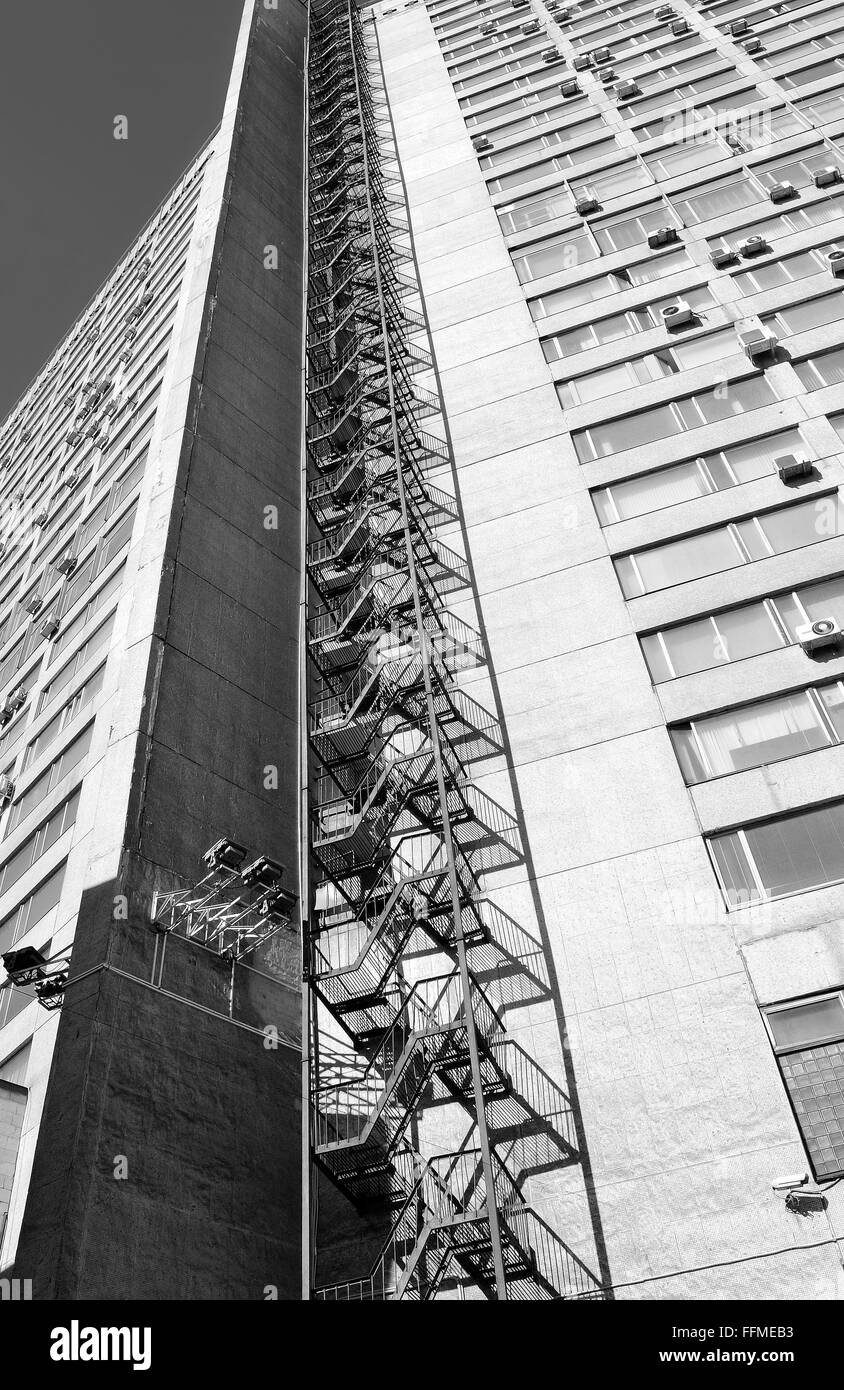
[203,838,249,873]
[2,946,49,986]
[240,855,286,891]
[259,886,299,918]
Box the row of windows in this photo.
[641,572,844,682]
[616,495,844,598]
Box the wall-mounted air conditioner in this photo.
[40,615,60,640]
[814,166,842,188]
[560,77,580,95]
[671,19,690,34]
[826,247,844,276]
[730,18,750,35]
[54,554,78,576]
[737,234,767,256]
[769,181,796,203]
[33,509,48,528]
[542,46,563,61]
[647,226,679,249]
[655,4,675,18]
[616,79,640,98]
[775,453,812,481]
[573,53,591,69]
[22,595,43,617]
[0,776,15,806]
[738,326,777,361]
[599,67,616,82]
[744,37,762,53]
[592,46,611,62]
[796,618,841,653]
[575,196,600,215]
[661,300,695,327]
[473,135,493,151]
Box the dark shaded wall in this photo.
[13,0,307,1300]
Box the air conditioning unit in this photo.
[738,326,777,361]
[54,554,78,576]
[661,300,695,327]
[617,79,640,98]
[65,430,82,446]
[573,53,591,69]
[542,46,563,61]
[592,46,611,62]
[770,180,797,203]
[730,18,750,35]
[33,509,48,528]
[118,349,133,363]
[743,37,762,53]
[814,166,842,188]
[101,400,119,417]
[796,617,841,653]
[0,776,14,807]
[473,135,493,151]
[826,247,844,276]
[40,614,60,640]
[775,452,812,481]
[655,4,675,17]
[647,226,679,249]
[63,470,80,489]
[560,77,580,95]
[139,291,154,307]
[22,595,43,617]
[480,20,496,32]
[522,18,541,32]
[671,19,690,34]
[738,234,768,256]
[3,687,27,721]
[575,196,601,215]
[599,66,616,82]
[512,0,529,7]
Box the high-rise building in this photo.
[2,0,844,1301]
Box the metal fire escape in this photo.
[303,0,600,1301]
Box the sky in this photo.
[0,0,244,417]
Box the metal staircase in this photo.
[303,0,602,1301]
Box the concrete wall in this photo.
[12,0,307,1300]
[374,0,844,1299]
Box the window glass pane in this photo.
[760,496,844,553]
[819,683,844,738]
[790,575,844,630]
[625,249,691,285]
[744,801,844,900]
[697,376,776,421]
[682,691,829,781]
[796,348,844,389]
[640,632,673,683]
[672,327,739,370]
[672,176,759,224]
[710,832,759,906]
[621,526,742,595]
[575,403,678,461]
[769,997,844,1049]
[600,462,710,521]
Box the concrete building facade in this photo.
[1,0,844,1300]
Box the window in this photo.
[763,294,844,339]
[765,992,844,1179]
[795,348,844,391]
[671,685,839,783]
[573,377,778,463]
[641,574,844,683]
[488,138,618,196]
[529,249,692,318]
[781,56,844,89]
[615,496,844,598]
[670,174,761,225]
[23,664,105,772]
[50,564,124,666]
[7,724,94,835]
[513,229,599,283]
[710,800,844,907]
[543,287,715,362]
[591,203,676,254]
[0,862,65,955]
[732,246,831,294]
[592,428,806,525]
[644,136,726,182]
[0,792,80,900]
[557,326,738,407]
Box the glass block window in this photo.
[765,993,844,1179]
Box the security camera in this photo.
[771,1173,809,1191]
